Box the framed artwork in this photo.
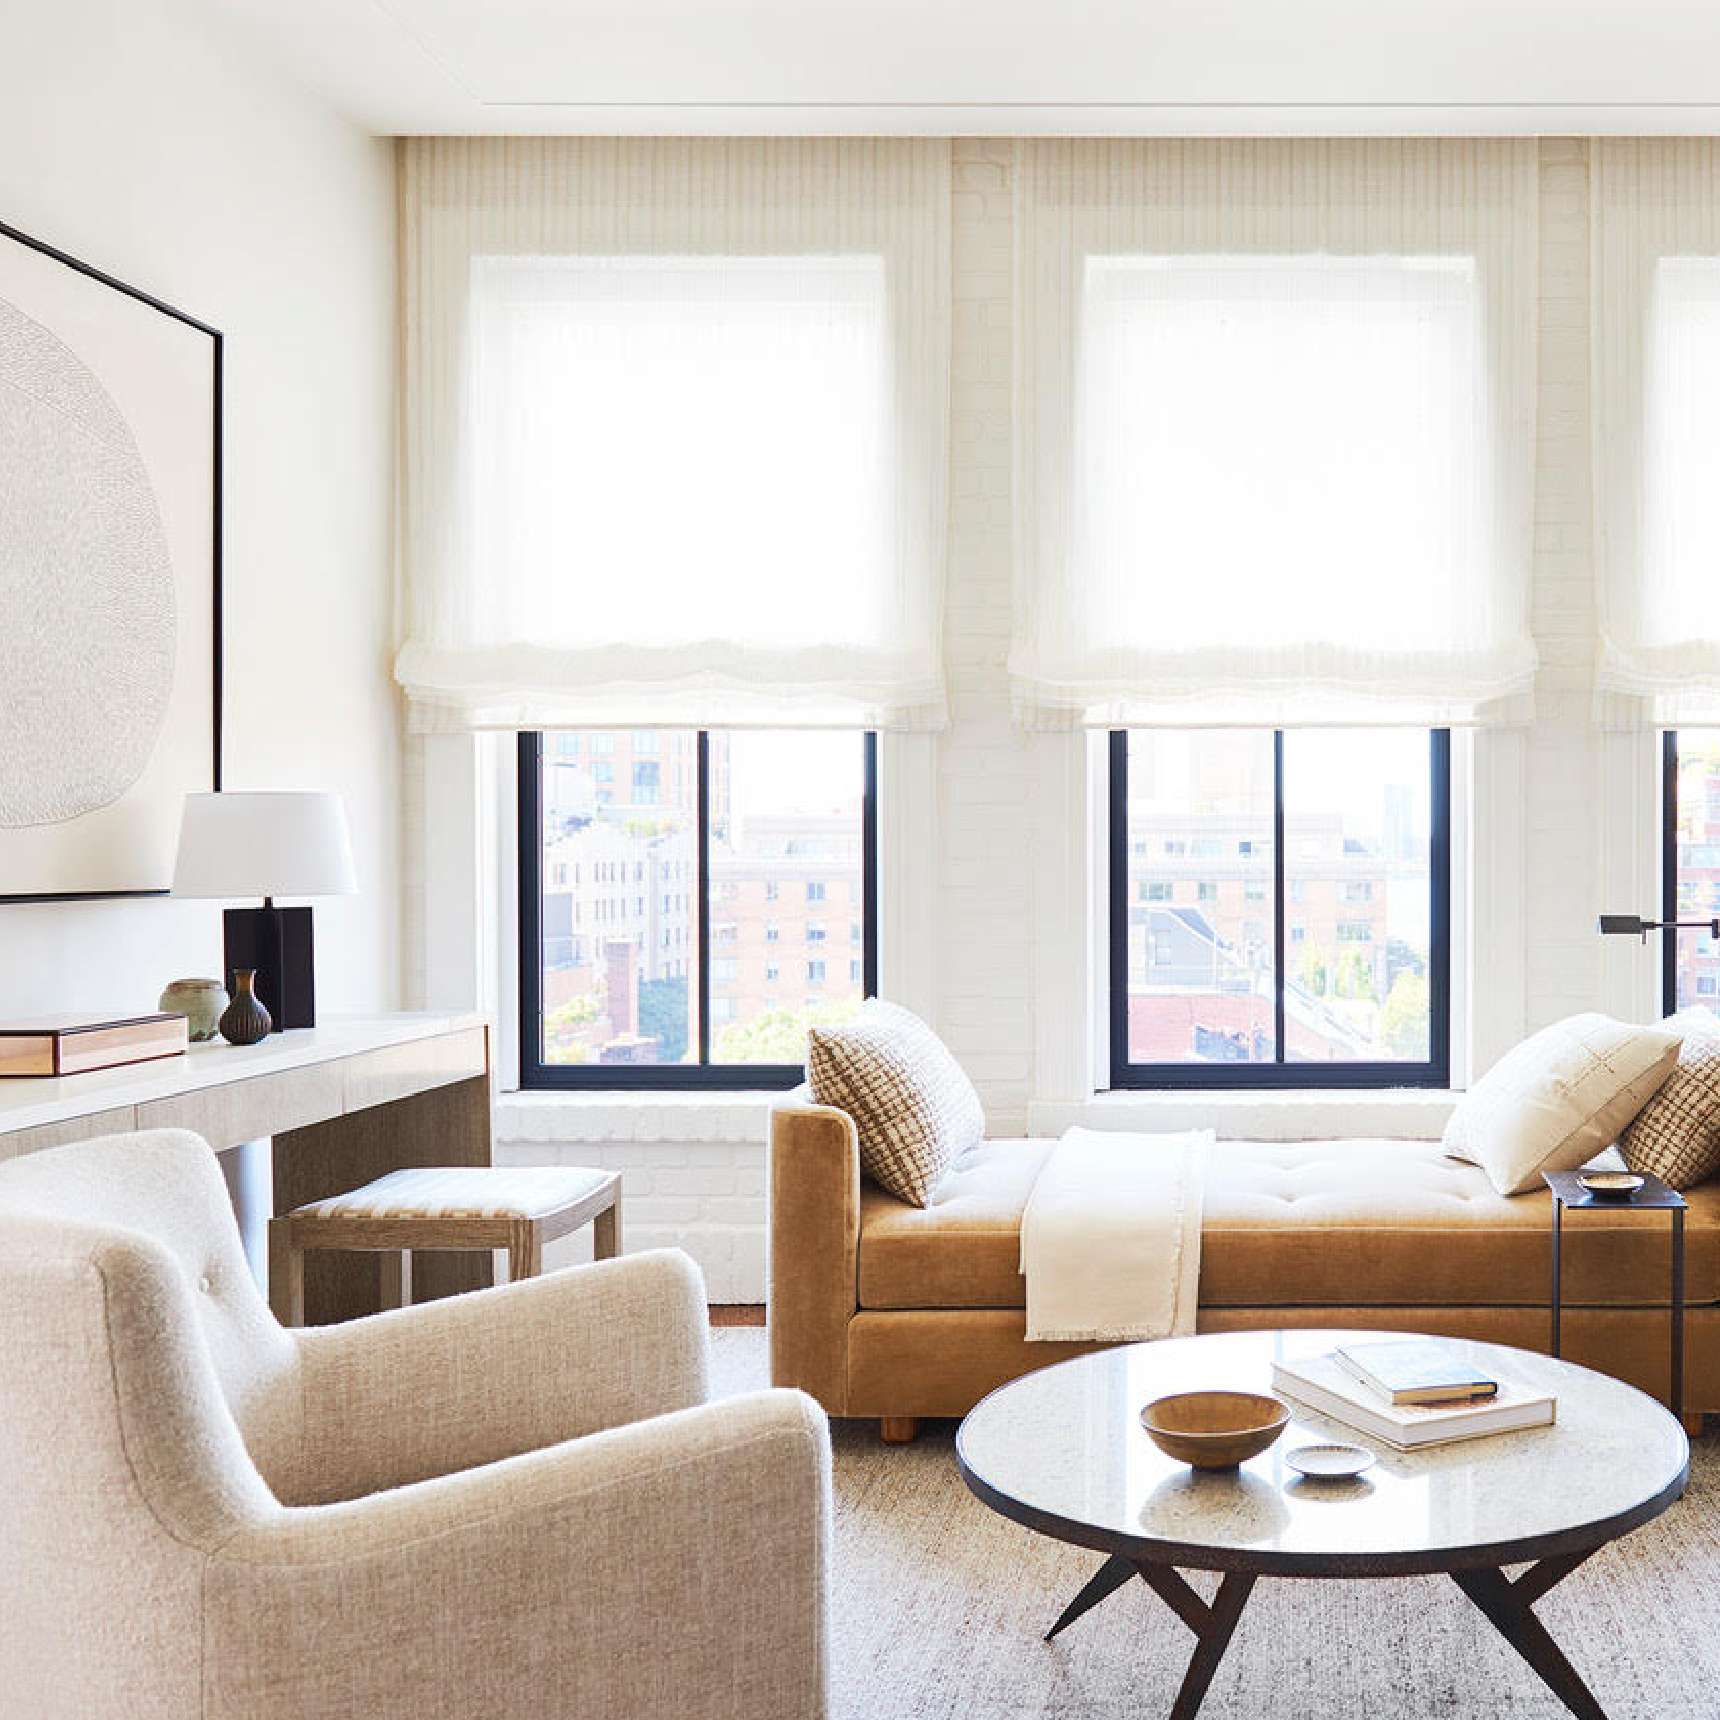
[0,218,221,902]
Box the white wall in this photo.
[0,0,400,1019]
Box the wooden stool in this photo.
[268,1165,621,1326]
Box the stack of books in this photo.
[1271,1338,1556,1451]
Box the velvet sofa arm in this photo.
[769,1103,860,1415]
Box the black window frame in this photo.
[1108,727,1452,1090]
[1665,728,1679,1017]
[518,729,878,1090]
[1661,728,1720,1016]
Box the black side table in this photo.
[1544,1167,1687,1422]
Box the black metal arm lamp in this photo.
[1598,913,1720,944]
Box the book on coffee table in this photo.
[1271,1351,1555,1451]
[1334,1338,1499,1405]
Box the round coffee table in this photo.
[956,1329,1688,1720]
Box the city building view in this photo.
[1673,728,1720,1014]
[1123,729,1434,1064]
[534,730,867,1066]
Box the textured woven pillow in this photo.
[806,1000,984,1207]
[1442,1012,1683,1196]
[1621,1010,1720,1190]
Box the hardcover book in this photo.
[1271,1351,1555,1451]
[1335,1338,1500,1405]
[0,1013,189,1078]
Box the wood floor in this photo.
[710,1304,765,1327]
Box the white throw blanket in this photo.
[1020,1127,1212,1342]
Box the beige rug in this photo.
[710,1329,1720,1718]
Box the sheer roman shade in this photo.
[396,139,951,731]
[1593,140,1720,726]
[1011,140,1540,729]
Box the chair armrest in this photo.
[769,1103,860,1414]
[287,1248,709,1503]
[207,1389,831,1720]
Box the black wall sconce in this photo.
[1598,913,1720,944]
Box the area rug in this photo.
[710,1329,1720,1718]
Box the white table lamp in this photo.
[172,792,358,1030]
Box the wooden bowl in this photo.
[1140,1390,1291,1470]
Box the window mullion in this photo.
[697,729,712,1066]
[1273,729,1287,1065]
[1663,729,1680,1016]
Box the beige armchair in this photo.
[0,1129,831,1720]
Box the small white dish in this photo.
[1285,1442,1376,1480]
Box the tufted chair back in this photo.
[0,1131,308,1715]
[0,1129,305,1484]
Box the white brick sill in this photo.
[1028,1089,1458,1142]
[496,1089,783,1147]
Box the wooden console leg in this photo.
[1681,1411,1705,1436]
[880,1417,920,1444]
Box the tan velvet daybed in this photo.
[768,1101,1719,1442]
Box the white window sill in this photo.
[497,1088,794,1146]
[1027,1089,1458,1142]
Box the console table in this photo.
[0,1013,493,1324]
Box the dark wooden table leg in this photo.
[1044,1556,1257,1719]
[1132,1563,1257,1720]
[1450,1554,1607,1720]
[1044,1553,1137,1641]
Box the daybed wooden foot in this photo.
[880,1417,920,1444]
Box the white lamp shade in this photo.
[172,792,358,900]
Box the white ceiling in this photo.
[204,0,1720,137]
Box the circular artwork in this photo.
[0,297,176,828]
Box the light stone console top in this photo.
[0,1013,490,1153]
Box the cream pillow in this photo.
[1443,1012,1684,1196]
[806,999,985,1207]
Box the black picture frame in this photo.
[0,216,222,904]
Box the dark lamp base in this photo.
[223,903,316,1030]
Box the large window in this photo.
[1664,730,1720,1017]
[520,730,876,1088]
[1110,730,1450,1089]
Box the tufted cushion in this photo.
[1442,1012,1683,1195]
[294,1166,612,1222]
[856,1136,1720,1310]
[1621,1009,1720,1190]
[860,1140,1056,1307]
[807,999,984,1207]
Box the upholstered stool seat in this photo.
[270,1164,621,1325]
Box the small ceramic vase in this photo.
[158,977,228,1043]
[219,970,273,1046]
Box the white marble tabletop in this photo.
[956,1329,1688,1575]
